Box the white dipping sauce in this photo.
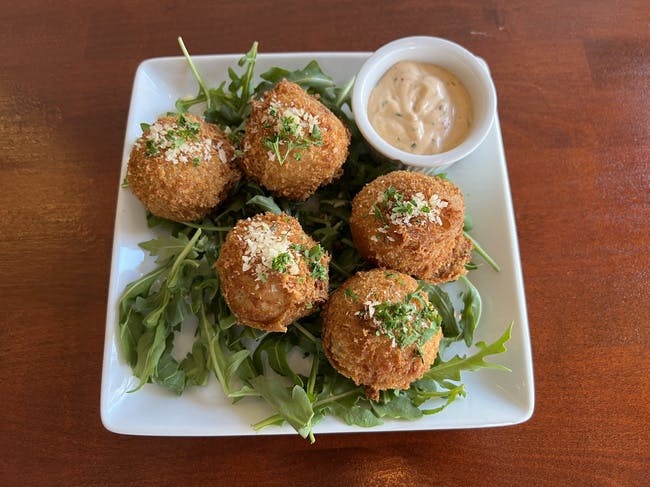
[368,61,473,155]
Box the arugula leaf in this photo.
[246,194,282,214]
[118,267,166,367]
[459,276,482,347]
[464,231,501,272]
[249,377,315,441]
[255,60,354,123]
[118,307,145,368]
[120,229,204,391]
[195,302,253,397]
[177,37,213,112]
[424,323,513,382]
[463,214,474,232]
[139,234,194,264]
[371,394,423,421]
[153,337,186,395]
[181,341,210,387]
[176,40,258,136]
[420,282,460,339]
[256,61,336,98]
[118,267,166,322]
[130,323,167,392]
[252,333,304,387]
[326,400,383,428]
[233,41,258,113]
[419,383,467,415]
[312,369,371,426]
[165,292,192,329]
[408,378,466,406]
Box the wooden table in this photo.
[2,1,648,485]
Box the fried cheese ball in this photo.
[322,269,443,401]
[215,212,330,332]
[349,171,472,284]
[241,79,351,200]
[127,113,241,222]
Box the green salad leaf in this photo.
[117,41,511,442]
[250,378,316,441]
[176,37,258,138]
[424,323,513,383]
[459,275,482,347]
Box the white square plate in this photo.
[101,52,534,436]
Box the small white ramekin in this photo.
[352,36,497,173]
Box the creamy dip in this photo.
[368,61,472,154]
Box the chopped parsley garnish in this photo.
[343,288,359,302]
[271,252,293,273]
[263,102,323,165]
[306,244,323,262]
[176,113,201,139]
[288,243,327,281]
[145,139,159,156]
[310,261,327,280]
[372,186,447,228]
[142,114,202,161]
[306,244,327,280]
[359,290,441,356]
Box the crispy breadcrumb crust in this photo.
[321,269,442,401]
[241,79,350,200]
[127,114,241,222]
[215,212,330,332]
[349,171,472,284]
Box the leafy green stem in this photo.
[251,413,283,431]
[293,321,317,344]
[334,75,355,108]
[314,388,362,408]
[464,231,501,272]
[420,384,466,415]
[181,221,232,232]
[425,323,513,382]
[237,42,258,112]
[178,37,212,112]
[227,387,261,399]
[458,275,482,347]
[198,304,229,395]
[306,352,319,398]
[167,229,202,288]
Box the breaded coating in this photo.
[215,212,330,332]
[241,79,350,200]
[321,269,442,401]
[127,113,241,222]
[349,171,472,284]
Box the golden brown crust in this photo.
[215,212,330,332]
[241,79,350,200]
[349,170,472,284]
[127,114,241,222]
[321,269,442,401]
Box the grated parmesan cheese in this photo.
[372,189,448,233]
[267,99,320,137]
[142,117,227,165]
[388,192,448,227]
[241,220,300,281]
[356,295,438,350]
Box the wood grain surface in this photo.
[1,1,648,485]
